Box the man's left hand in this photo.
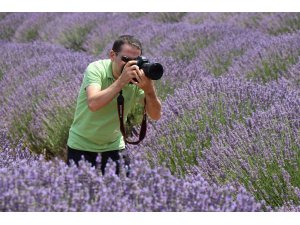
[131,69,155,94]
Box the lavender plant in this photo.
[183,12,240,25]
[137,76,297,176]
[0,12,9,20]
[0,41,67,75]
[229,31,300,83]
[286,59,300,88]
[82,13,134,56]
[0,13,31,40]
[196,91,300,208]
[198,30,269,77]
[0,42,94,157]
[258,13,300,35]
[13,13,63,42]
[39,13,109,51]
[185,13,300,36]
[0,138,265,212]
[147,12,187,23]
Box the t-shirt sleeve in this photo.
[82,63,102,91]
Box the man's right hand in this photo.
[117,61,140,87]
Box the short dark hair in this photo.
[112,35,143,54]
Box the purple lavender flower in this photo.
[0,141,264,211]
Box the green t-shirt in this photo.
[67,59,144,153]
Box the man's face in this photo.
[110,44,141,79]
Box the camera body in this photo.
[136,56,163,80]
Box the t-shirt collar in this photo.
[108,61,115,80]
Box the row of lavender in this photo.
[1,13,300,52]
[0,83,298,211]
[0,132,264,211]
[132,76,300,208]
[0,13,299,211]
[0,41,95,157]
[1,13,300,84]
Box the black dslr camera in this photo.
[136,56,163,80]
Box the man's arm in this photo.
[86,81,122,112]
[87,61,139,112]
[133,71,162,121]
[144,86,161,121]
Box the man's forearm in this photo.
[145,90,161,121]
[87,80,123,112]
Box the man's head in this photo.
[110,35,142,79]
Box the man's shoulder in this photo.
[87,59,111,71]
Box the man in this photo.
[67,35,161,176]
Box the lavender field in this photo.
[0,12,299,211]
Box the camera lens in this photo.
[136,56,164,80]
[141,63,163,80]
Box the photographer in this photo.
[67,35,161,176]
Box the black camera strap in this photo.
[117,90,147,145]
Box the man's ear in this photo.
[109,50,115,60]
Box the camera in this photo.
[136,56,163,80]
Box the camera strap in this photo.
[117,90,147,145]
